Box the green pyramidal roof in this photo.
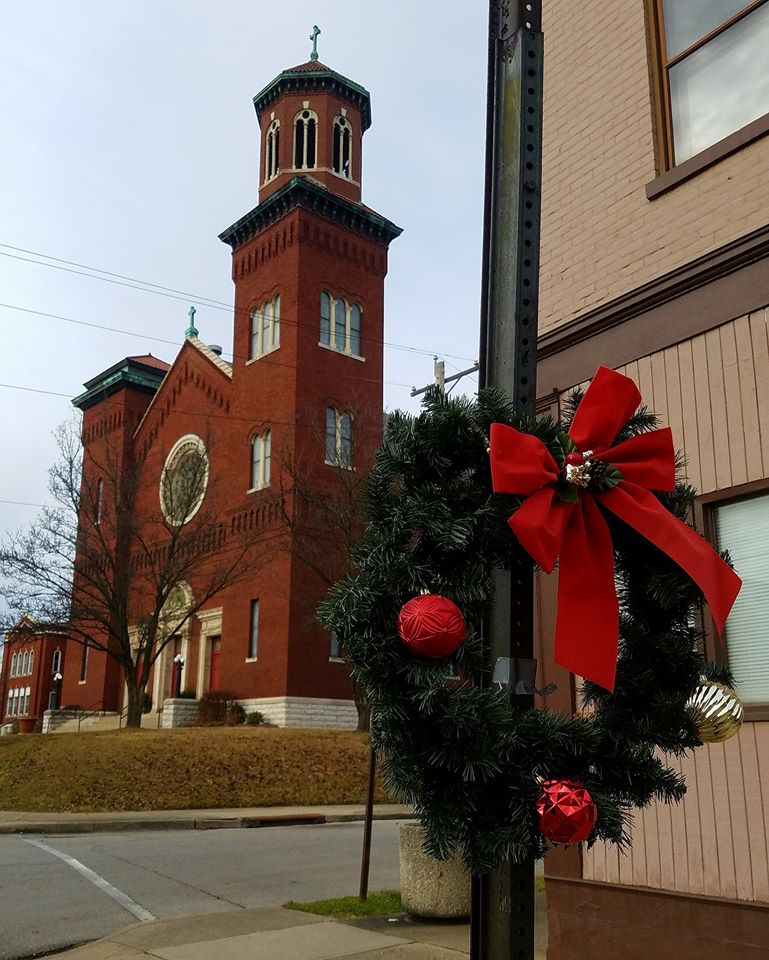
[253,60,372,131]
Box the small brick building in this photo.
[0,618,67,729]
[43,55,400,729]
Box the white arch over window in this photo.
[294,109,318,169]
[265,118,280,181]
[332,115,352,178]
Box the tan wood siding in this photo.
[560,311,769,902]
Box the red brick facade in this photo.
[0,620,68,727]
[54,58,401,726]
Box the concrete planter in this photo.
[399,822,471,920]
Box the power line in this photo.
[0,303,413,391]
[0,499,48,509]
[0,380,390,433]
[0,244,477,364]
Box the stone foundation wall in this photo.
[160,698,200,729]
[238,696,358,729]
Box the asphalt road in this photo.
[0,820,404,960]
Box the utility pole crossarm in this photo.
[410,361,480,397]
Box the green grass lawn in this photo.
[285,878,545,920]
[0,726,387,812]
[285,891,402,920]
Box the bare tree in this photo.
[0,417,272,727]
[279,417,375,731]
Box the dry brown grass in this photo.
[0,727,388,813]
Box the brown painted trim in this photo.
[537,222,769,394]
[646,110,769,200]
[546,877,769,960]
[548,876,769,912]
[694,478,769,716]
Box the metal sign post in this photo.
[473,2,544,959]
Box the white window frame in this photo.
[293,108,318,169]
[325,407,353,469]
[52,648,62,674]
[28,651,34,676]
[319,291,363,359]
[249,294,281,360]
[332,115,353,178]
[10,653,17,678]
[159,434,209,527]
[6,690,12,717]
[247,599,259,661]
[713,489,769,707]
[265,118,280,182]
[249,430,272,492]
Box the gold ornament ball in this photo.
[686,680,744,744]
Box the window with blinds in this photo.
[714,493,769,703]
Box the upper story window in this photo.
[10,653,17,678]
[332,116,352,177]
[52,648,62,674]
[250,294,281,359]
[248,599,259,660]
[250,430,271,491]
[652,1,769,166]
[265,119,280,182]
[713,492,769,705]
[95,477,104,526]
[320,292,362,357]
[294,109,317,169]
[325,407,353,469]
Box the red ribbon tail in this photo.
[599,485,742,633]
[555,497,619,692]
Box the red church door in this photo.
[209,638,221,692]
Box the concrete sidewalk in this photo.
[0,804,413,835]
[43,901,546,960]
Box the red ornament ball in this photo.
[564,451,584,466]
[397,594,466,659]
[536,779,597,844]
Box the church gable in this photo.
[134,338,233,453]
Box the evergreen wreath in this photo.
[320,384,737,874]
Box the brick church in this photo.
[1,46,401,730]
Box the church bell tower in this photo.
[218,31,402,715]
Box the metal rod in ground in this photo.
[473,1,544,958]
[358,743,377,901]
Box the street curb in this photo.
[0,810,414,836]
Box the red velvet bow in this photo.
[489,365,741,691]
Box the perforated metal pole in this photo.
[473,2,544,958]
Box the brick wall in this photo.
[539,0,769,333]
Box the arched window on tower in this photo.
[319,291,363,357]
[325,407,353,469]
[332,116,352,178]
[95,477,104,526]
[294,109,317,169]
[250,430,271,491]
[265,119,280,182]
[10,653,17,677]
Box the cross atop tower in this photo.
[310,24,321,61]
[185,305,198,339]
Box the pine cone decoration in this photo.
[588,459,608,490]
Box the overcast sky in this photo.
[0,1,487,536]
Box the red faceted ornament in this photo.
[397,594,466,659]
[536,779,597,844]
